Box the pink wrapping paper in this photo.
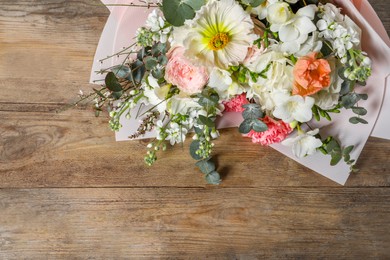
[90,0,390,185]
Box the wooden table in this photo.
[1,0,389,258]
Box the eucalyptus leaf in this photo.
[111,91,123,100]
[352,107,367,116]
[251,119,268,132]
[105,72,122,92]
[205,171,221,185]
[195,159,216,174]
[198,115,215,128]
[111,65,131,78]
[144,56,158,70]
[349,117,368,124]
[343,145,354,156]
[239,119,253,134]
[190,140,202,160]
[162,0,195,27]
[326,139,340,154]
[183,0,206,10]
[158,55,168,66]
[330,152,342,166]
[341,93,361,109]
[242,104,263,119]
[128,60,145,83]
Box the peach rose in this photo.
[164,46,208,95]
[293,52,331,96]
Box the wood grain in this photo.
[1,187,389,258]
[0,0,389,258]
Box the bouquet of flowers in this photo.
[80,0,374,184]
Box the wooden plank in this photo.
[1,110,389,188]
[0,187,389,258]
[0,0,108,104]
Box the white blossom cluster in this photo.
[316,3,361,63]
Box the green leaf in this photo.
[194,127,203,135]
[189,140,202,160]
[105,72,122,92]
[349,117,368,124]
[343,145,354,156]
[205,171,221,185]
[242,104,263,120]
[251,119,268,132]
[326,139,340,154]
[341,93,361,109]
[239,119,253,134]
[312,105,320,121]
[339,80,352,96]
[162,0,195,27]
[158,55,168,66]
[241,0,265,7]
[330,152,342,166]
[183,0,205,10]
[111,65,130,78]
[250,0,266,7]
[144,56,158,70]
[359,94,368,100]
[151,68,164,79]
[195,159,216,174]
[352,107,367,116]
[111,91,123,100]
[198,115,215,128]
[128,60,145,83]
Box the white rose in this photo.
[267,2,293,28]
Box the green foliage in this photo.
[241,0,265,7]
[162,0,206,26]
[105,72,122,92]
[242,104,263,119]
[349,117,368,124]
[198,115,215,128]
[205,171,221,185]
[238,104,267,134]
[190,140,203,160]
[320,137,356,169]
[196,159,216,174]
[195,158,221,185]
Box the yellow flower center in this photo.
[208,33,230,51]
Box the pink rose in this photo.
[222,94,249,112]
[164,47,208,95]
[245,116,293,146]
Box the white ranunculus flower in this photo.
[273,93,315,123]
[282,129,323,158]
[182,0,255,69]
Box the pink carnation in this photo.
[164,46,208,95]
[223,94,249,112]
[245,116,293,146]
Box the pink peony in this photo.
[245,116,293,146]
[223,94,249,112]
[164,46,209,95]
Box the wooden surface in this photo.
[0,0,389,258]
